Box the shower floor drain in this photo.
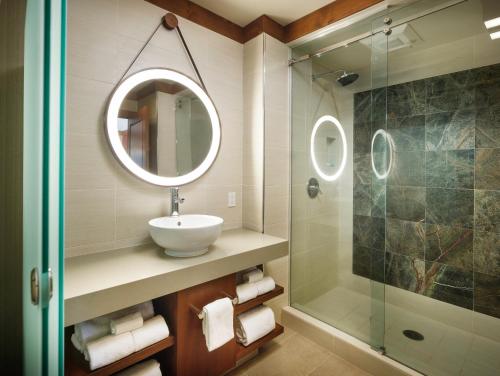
[403,329,424,341]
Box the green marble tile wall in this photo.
[352,63,500,319]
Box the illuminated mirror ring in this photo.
[310,115,348,181]
[371,129,394,180]
[106,68,221,187]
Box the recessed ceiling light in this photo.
[490,30,500,40]
[483,0,500,30]
[485,17,500,29]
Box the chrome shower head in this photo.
[312,69,359,86]
[336,71,359,86]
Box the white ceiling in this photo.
[309,0,498,90]
[190,0,335,26]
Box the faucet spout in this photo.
[170,187,184,216]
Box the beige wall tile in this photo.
[242,35,264,232]
[262,34,291,318]
[264,223,288,239]
[65,189,115,249]
[66,75,114,134]
[65,131,117,190]
[115,186,167,242]
[68,0,118,34]
[242,185,262,232]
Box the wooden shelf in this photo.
[67,336,175,376]
[236,323,284,361]
[234,285,284,315]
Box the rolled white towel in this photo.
[236,282,259,304]
[131,315,169,352]
[85,332,135,370]
[116,359,162,376]
[236,305,275,347]
[75,301,154,345]
[254,276,276,296]
[75,320,109,345]
[93,301,155,325]
[202,297,234,352]
[242,268,264,283]
[137,301,155,321]
[70,333,84,353]
[110,312,144,335]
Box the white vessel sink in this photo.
[149,214,224,257]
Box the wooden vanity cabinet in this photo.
[157,274,237,376]
[65,272,284,376]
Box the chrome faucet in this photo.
[170,187,184,217]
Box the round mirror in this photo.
[371,129,394,180]
[310,115,347,181]
[106,68,221,186]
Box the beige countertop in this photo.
[64,228,288,326]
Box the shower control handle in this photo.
[307,177,321,199]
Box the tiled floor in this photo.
[295,287,500,376]
[228,327,371,376]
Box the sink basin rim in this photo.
[149,214,224,230]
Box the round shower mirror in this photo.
[371,129,394,180]
[310,115,347,181]
[105,68,221,186]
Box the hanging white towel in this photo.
[236,282,259,304]
[116,359,162,376]
[110,312,144,335]
[254,276,276,296]
[201,297,234,352]
[131,315,169,352]
[85,332,135,370]
[242,268,264,283]
[236,305,275,347]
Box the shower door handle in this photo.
[30,267,40,305]
[48,268,53,301]
[30,267,54,306]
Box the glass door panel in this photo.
[23,0,66,374]
[290,32,386,349]
[368,29,389,350]
[374,0,500,374]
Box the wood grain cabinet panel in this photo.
[66,272,284,375]
[170,274,237,376]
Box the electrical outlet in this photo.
[228,192,236,207]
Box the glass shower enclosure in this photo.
[289,0,500,374]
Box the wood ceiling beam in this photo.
[145,0,384,44]
[284,0,383,42]
[242,15,286,43]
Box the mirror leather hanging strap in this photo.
[115,13,207,92]
[175,24,207,91]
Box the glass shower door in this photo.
[290,0,500,374]
[374,0,500,374]
[23,0,66,374]
[289,29,387,351]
